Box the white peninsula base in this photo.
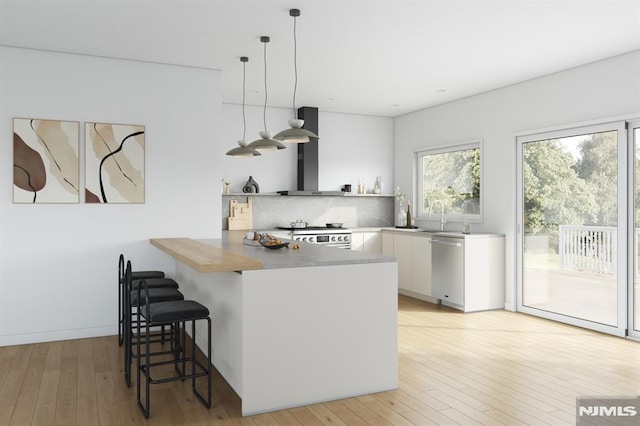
[174,257,398,416]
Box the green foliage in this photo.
[421,148,480,215]
[523,132,619,250]
[575,132,618,226]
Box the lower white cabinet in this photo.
[351,230,382,254]
[382,230,432,298]
[394,234,413,291]
[383,229,505,311]
[411,235,431,296]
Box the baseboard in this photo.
[0,325,116,347]
[398,289,439,304]
[504,302,515,312]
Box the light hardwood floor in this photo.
[1,295,639,425]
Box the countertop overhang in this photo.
[151,232,395,272]
[150,237,263,272]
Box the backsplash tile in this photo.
[222,195,394,230]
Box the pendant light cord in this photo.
[263,39,268,132]
[292,14,298,119]
[242,59,247,141]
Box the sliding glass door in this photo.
[630,121,640,339]
[517,122,627,336]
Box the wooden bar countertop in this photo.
[150,237,263,273]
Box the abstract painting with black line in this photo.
[13,118,80,203]
[85,122,145,204]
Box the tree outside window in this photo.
[417,142,481,220]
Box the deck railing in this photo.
[558,225,616,274]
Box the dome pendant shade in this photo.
[248,130,287,151]
[275,9,320,144]
[249,36,287,153]
[226,140,261,157]
[227,56,261,157]
[274,119,318,143]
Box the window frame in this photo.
[414,139,483,224]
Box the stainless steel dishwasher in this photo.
[431,236,464,306]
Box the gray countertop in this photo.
[206,231,396,270]
[381,228,504,238]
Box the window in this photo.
[416,141,482,221]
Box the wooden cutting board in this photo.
[228,196,253,230]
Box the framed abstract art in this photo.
[85,122,145,203]
[13,118,80,203]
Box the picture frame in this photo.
[13,117,80,203]
[85,122,145,203]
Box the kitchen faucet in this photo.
[428,200,447,231]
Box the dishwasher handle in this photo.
[431,239,463,247]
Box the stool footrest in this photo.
[141,359,209,385]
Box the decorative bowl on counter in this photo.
[259,240,289,249]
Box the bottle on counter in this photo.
[406,202,412,227]
[397,205,406,227]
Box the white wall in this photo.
[319,112,393,194]
[0,46,222,345]
[221,105,394,194]
[394,50,640,310]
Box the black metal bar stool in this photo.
[123,262,185,387]
[118,254,165,347]
[136,279,212,418]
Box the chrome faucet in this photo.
[428,200,447,231]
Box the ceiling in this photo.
[1,0,639,117]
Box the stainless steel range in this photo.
[278,226,352,249]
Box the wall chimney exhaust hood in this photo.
[277,107,344,196]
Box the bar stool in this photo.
[136,278,212,418]
[123,262,185,387]
[118,254,165,347]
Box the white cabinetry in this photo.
[431,234,505,312]
[351,230,382,254]
[411,235,431,296]
[383,229,505,310]
[382,230,433,300]
[394,234,413,291]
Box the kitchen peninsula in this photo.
[150,233,398,416]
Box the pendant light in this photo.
[248,36,287,152]
[274,9,319,144]
[226,56,261,157]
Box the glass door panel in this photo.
[518,122,626,336]
[632,124,640,338]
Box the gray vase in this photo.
[242,176,260,193]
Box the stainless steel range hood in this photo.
[277,107,344,196]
